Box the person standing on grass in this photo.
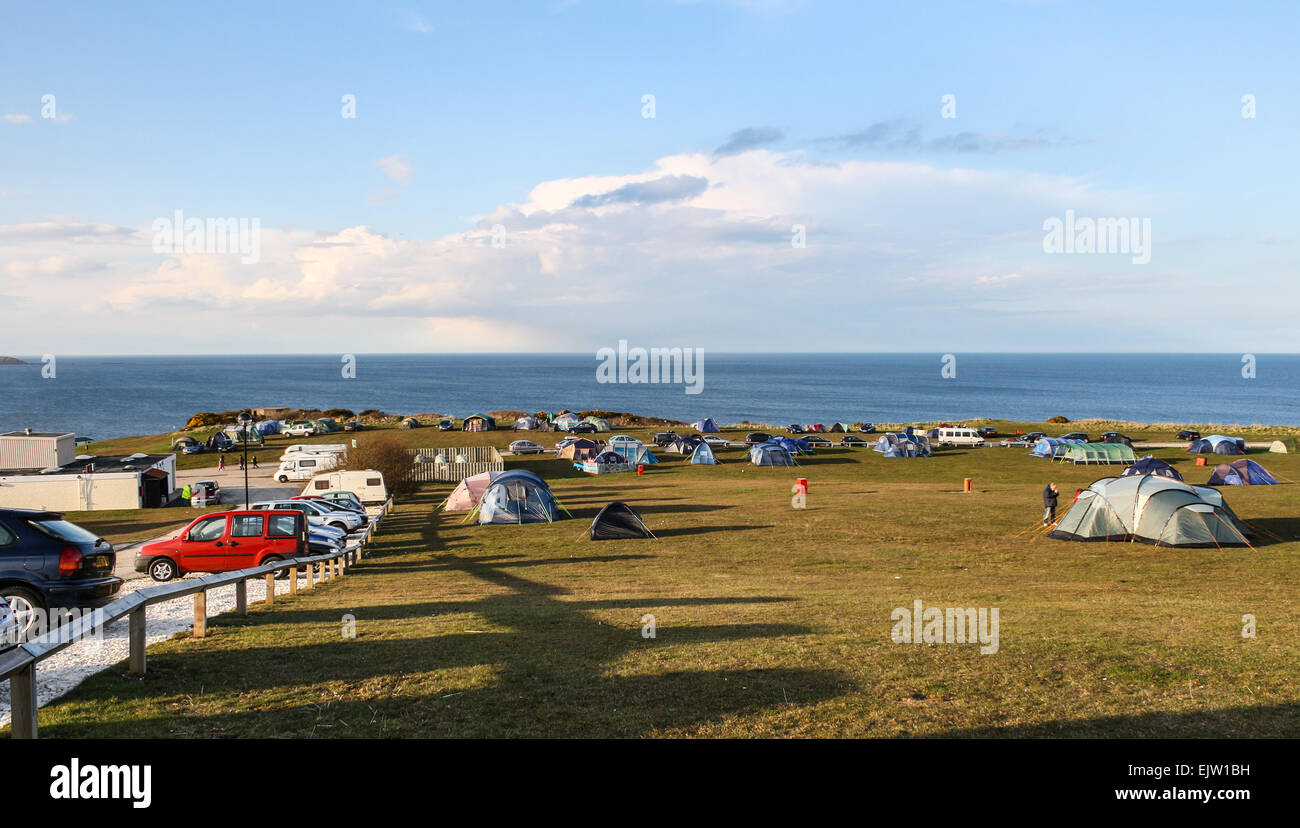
[1042,482,1059,526]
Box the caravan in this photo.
[281,443,348,458]
[301,469,389,503]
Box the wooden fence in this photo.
[405,446,504,482]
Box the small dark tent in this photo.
[589,501,655,540]
[1207,459,1279,485]
[1121,455,1183,481]
[1188,435,1245,455]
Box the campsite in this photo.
[25,415,1300,738]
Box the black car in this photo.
[859,423,877,434]
[1177,429,1201,441]
[570,422,598,434]
[0,509,122,639]
[437,418,455,431]
[745,432,773,444]
[839,434,868,446]
[653,431,679,446]
[786,424,805,434]
[1060,432,1089,442]
[1100,431,1133,446]
[803,434,832,447]
[343,420,365,432]
[978,426,998,438]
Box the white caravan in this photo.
[274,453,342,482]
[301,469,389,503]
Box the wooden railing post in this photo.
[128,607,147,675]
[193,591,207,639]
[235,579,247,614]
[264,573,275,604]
[304,562,314,590]
[10,664,37,739]
[288,566,298,594]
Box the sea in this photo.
[0,353,1295,441]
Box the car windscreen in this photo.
[27,518,103,545]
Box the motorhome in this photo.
[301,469,388,503]
[274,453,341,482]
[935,427,986,447]
[281,443,348,458]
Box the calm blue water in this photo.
[0,354,1295,440]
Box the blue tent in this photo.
[766,437,810,455]
[1188,435,1245,455]
[882,441,922,458]
[1121,455,1183,480]
[692,417,720,433]
[254,419,281,435]
[1207,459,1278,485]
[475,470,563,524]
[689,442,718,465]
[632,446,659,465]
[1030,437,1082,458]
[749,443,794,466]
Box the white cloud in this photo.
[3,114,32,124]
[5,255,108,278]
[974,272,1024,286]
[375,154,414,185]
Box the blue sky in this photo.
[1,1,1297,353]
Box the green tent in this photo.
[1058,442,1136,465]
[583,416,612,432]
[1049,475,1251,547]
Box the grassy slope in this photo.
[20,422,1300,738]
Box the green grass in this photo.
[17,423,1300,738]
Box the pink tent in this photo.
[444,471,501,511]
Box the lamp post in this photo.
[237,411,252,508]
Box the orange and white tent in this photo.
[444,471,502,511]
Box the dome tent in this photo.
[513,416,539,430]
[1121,455,1183,481]
[1048,475,1251,547]
[582,416,612,432]
[1206,459,1279,486]
[588,501,655,540]
[1030,437,1083,458]
[443,471,502,511]
[473,470,566,524]
[580,450,633,474]
[1187,435,1245,455]
[553,412,582,431]
[692,417,720,433]
[748,443,794,466]
[667,437,703,455]
[689,442,719,465]
[631,445,659,465]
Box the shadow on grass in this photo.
[932,703,1300,738]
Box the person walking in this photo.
[218,454,225,471]
[252,455,259,469]
[1042,482,1059,526]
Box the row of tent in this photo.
[442,471,654,538]
[872,431,933,458]
[1119,455,1279,485]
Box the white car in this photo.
[935,427,986,447]
[250,499,362,532]
[283,423,318,437]
[509,440,545,455]
[701,435,730,448]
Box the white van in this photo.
[935,427,986,447]
[302,469,388,503]
[274,453,342,482]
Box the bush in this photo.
[345,435,416,497]
[322,408,355,420]
[185,412,225,429]
[1047,415,1070,424]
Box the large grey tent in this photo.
[474,470,565,524]
[1048,475,1251,547]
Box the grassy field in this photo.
[17,422,1300,737]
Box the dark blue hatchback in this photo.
[0,509,123,638]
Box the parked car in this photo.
[786,424,805,434]
[978,427,998,438]
[745,432,773,444]
[437,418,455,431]
[1177,429,1201,441]
[136,509,308,582]
[189,480,221,506]
[701,435,730,447]
[839,435,869,446]
[283,422,318,437]
[803,434,832,447]
[653,431,679,446]
[1000,432,1045,448]
[343,421,365,432]
[1060,432,1090,442]
[0,509,122,639]
[570,422,598,434]
[859,423,877,434]
[509,440,545,455]
[181,442,205,455]
[1100,431,1133,446]
[315,491,366,512]
[250,499,361,533]
[292,496,368,525]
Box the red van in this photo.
[136,510,307,582]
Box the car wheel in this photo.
[277,475,289,483]
[148,557,178,582]
[3,586,45,641]
[330,521,347,531]
[262,555,290,580]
